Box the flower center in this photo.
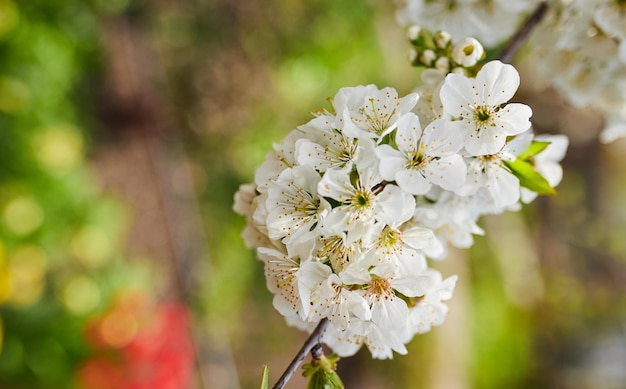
[379,226,401,249]
[318,236,355,272]
[353,191,371,208]
[369,277,392,298]
[463,45,475,56]
[475,106,491,122]
[360,95,397,136]
[406,144,426,169]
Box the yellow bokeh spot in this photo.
[62,275,101,315]
[0,241,7,305]
[0,77,29,113]
[0,0,18,40]
[71,226,112,268]
[0,268,10,305]
[7,246,47,306]
[100,310,139,348]
[3,197,44,236]
[34,126,83,175]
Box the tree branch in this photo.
[273,319,330,389]
[498,1,549,63]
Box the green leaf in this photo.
[503,159,556,195]
[260,365,270,389]
[518,140,551,160]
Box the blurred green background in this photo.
[1,1,625,388]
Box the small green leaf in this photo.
[260,365,270,389]
[518,140,551,160]
[504,159,556,195]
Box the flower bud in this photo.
[434,30,452,49]
[435,56,450,72]
[451,37,484,67]
[451,66,466,75]
[420,49,436,66]
[407,25,421,43]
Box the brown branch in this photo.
[498,1,549,63]
[273,319,330,389]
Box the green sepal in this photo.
[503,159,556,195]
[303,354,344,389]
[518,140,551,160]
[260,365,269,389]
[410,30,435,50]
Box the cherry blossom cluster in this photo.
[396,0,541,48]
[527,0,626,142]
[234,57,567,359]
[396,0,626,143]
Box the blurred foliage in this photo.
[0,1,186,388]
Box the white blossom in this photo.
[404,270,457,336]
[376,113,466,195]
[332,85,419,140]
[414,191,484,257]
[295,114,376,173]
[456,133,532,209]
[451,37,484,67]
[317,163,413,244]
[396,0,539,48]
[257,247,305,318]
[266,165,330,259]
[440,60,532,156]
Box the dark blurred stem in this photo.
[273,319,330,389]
[498,1,549,63]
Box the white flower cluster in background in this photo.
[396,0,540,48]
[396,0,626,143]
[527,0,626,142]
[234,59,567,359]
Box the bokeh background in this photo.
[1,1,626,388]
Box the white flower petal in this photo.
[477,60,520,106]
[317,168,352,201]
[377,184,416,226]
[396,169,432,195]
[392,274,433,297]
[375,145,404,181]
[440,72,476,118]
[488,166,521,208]
[427,154,466,191]
[395,113,422,153]
[496,103,533,136]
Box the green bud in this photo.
[306,369,344,389]
[408,26,435,50]
[303,354,344,389]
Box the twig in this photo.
[273,319,330,389]
[498,1,549,63]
